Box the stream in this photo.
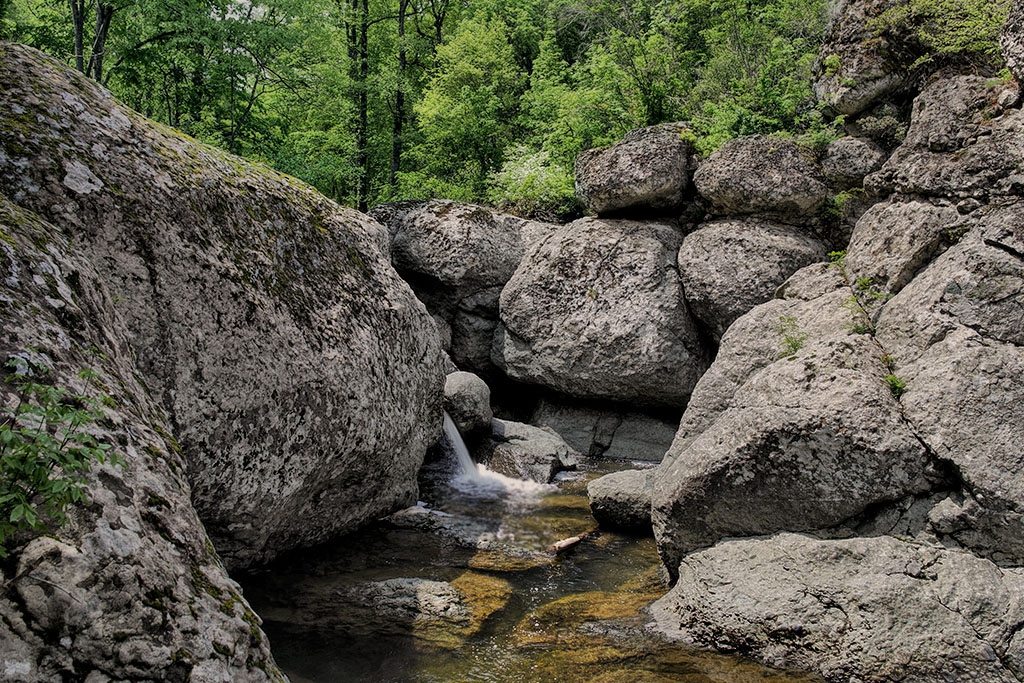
[240,444,821,683]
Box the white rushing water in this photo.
[440,411,554,498]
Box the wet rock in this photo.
[0,199,281,680]
[530,399,678,462]
[0,43,444,568]
[867,76,1024,200]
[485,419,579,483]
[494,217,707,407]
[821,136,888,188]
[651,533,1024,683]
[369,199,551,376]
[677,219,828,340]
[588,469,654,531]
[444,371,493,439]
[652,265,935,579]
[574,123,695,216]
[693,136,828,223]
[812,0,911,116]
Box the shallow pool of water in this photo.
[240,459,821,683]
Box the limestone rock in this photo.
[693,136,827,222]
[369,199,551,376]
[651,534,1024,683]
[1004,0,1024,81]
[867,76,1024,200]
[444,371,493,439]
[821,136,888,188]
[494,217,707,407]
[0,198,282,681]
[530,399,677,462]
[0,43,444,568]
[677,219,827,340]
[812,0,911,116]
[485,419,579,483]
[652,266,936,578]
[587,469,654,531]
[843,199,960,296]
[574,123,694,216]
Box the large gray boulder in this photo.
[0,198,282,681]
[485,419,579,483]
[530,399,678,462]
[693,136,828,223]
[651,533,1024,683]
[574,123,694,216]
[821,136,889,188]
[494,217,707,407]
[652,265,937,579]
[677,219,828,340]
[0,43,444,568]
[867,76,1024,200]
[443,370,493,439]
[812,0,911,116]
[587,469,654,531]
[369,199,551,376]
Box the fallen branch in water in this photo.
[547,527,600,555]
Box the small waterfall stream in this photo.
[239,417,821,682]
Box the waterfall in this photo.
[441,411,480,480]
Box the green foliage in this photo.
[873,0,1010,69]
[487,146,581,221]
[0,360,120,558]
[884,374,907,399]
[777,316,808,358]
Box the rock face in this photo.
[821,136,888,188]
[651,534,1024,683]
[494,217,707,407]
[485,419,578,483]
[369,199,550,376]
[587,469,654,531]
[677,219,828,340]
[0,43,444,569]
[530,399,678,462]
[0,199,283,681]
[574,123,694,216]
[1003,0,1024,81]
[693,136,828,222]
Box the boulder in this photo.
[1003,0,1024,81]
[693,136,828,223]
[494,217,707,407]
[444,371,493,439]
[369,199,551,376]
[651,533,1024,683]
[677,219,828,340]
[821,136,888,188]
[587,469,654,531]
[574,123,694,216]
[0,43,444,568]
[652,265,937,579]
[866,76,1024,200]
[485,419,579,483]
[0,198,282,680]
[812,0,912,116]
[530,399,678,462]
[843,199,960,296]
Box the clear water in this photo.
[239,458,821,683]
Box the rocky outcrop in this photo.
[0,198,283,681]
[821,136,888,188]
[651,533,1024,683]
[485,419,578,483]
[587,469,654,531]
[369,199,550,376]
[574,123,695,216]
[1003,0,1024,81]
[677,219,828,340]
[0,43,444,569]
[530,399,677,462]
[443,371,493,440]
[494,218,707,407]
[693,136,828,223]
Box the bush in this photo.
[0,360,120,558]
[487,146,581,222]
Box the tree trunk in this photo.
[88,3,116,81]
[390,0,410,189]
[69,0,85,73]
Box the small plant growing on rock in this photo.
[777,316,809,358]
[0,359,119,558]
[884,374,907,398]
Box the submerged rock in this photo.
[574,123,695,216]
[651,533,1024,683]
[494,217,707,407]
[0,43,444,568]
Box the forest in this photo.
[0,0,1009,219]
